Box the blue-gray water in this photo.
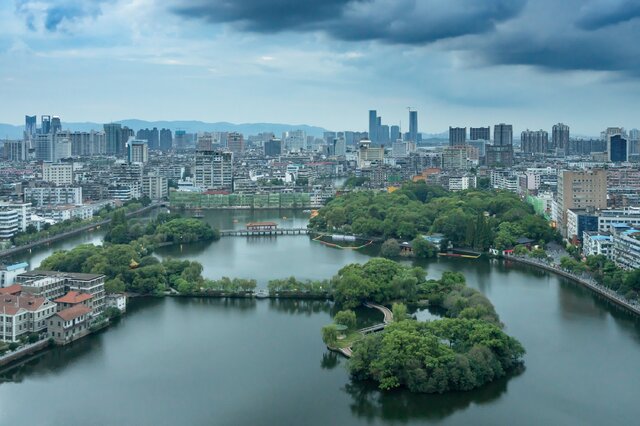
[1,210,639,425]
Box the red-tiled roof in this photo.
[54,291,92,304]
[0,294,48,315]
[0,285,22,295]
[55,305,92,321]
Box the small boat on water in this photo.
[254,289,270,299]
[193,208,204,218]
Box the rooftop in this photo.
[1,262,29,272]
[55,305,92,321]
[0,285,22,295]
[19,270,104,281]
[0,294,49,315]
[54,291,92,304]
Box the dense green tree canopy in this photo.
[309,184,560,250]
[349,318,525,393]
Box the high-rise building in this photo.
[34,133,54,162]
[470,127,490,141]
[227,132,244,155]
[283,130,305,152]
[608,134,628,162]
[409,110,418,143]
[194,150,233,190]
[104,123,122,156]
[136,128,160,150]
[449,127,466,146]
[41,116,51,135]
[521,130,549,154]
[160,128,173,151]
[51,116,62,134]
[264,139,282,157]
[552,123,570,155]
[42,163,73,185]
[379,125,390,145]
[174,130,187,150]
[25,115,37,138]
[486,124,514,167]
[368,110,378,145]
[390,125,401,142]
[333,137,346,157]
[556,169,607,236]
[494,123,513,146]
[127,139,149,164]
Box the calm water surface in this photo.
[1,210,639,425]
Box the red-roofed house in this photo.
[47,305,92,345]
[54,291,93,311]
[0,294,57,342]
[0,285,22,296]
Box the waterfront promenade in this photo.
[0,203,162,260]
[337,302,393,358]
[505,255,640,316]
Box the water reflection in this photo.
[344,367,524,423]
[320,351,341,370]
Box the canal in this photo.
[0,210,639,425]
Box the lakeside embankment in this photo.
[504,255,640,316]
[0,203,163,260]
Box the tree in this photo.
[380,239,400,258]
[392,303,408,321]
[321,324,339,347]
[105,277,126,294]
[412,237,438,258]
[334,310,357,330]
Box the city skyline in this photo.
[1,1,640,134]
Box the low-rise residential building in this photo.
[54,291,93,311]
[612,226,640,269]
[24,186,83,207]
[0,263,28,287]
[47,305,92,345]
[582,231,613,258]
[106,294,127,313]
[17,271,105,316]
[0,294,57,342]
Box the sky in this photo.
[1,0,639,135]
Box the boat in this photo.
[193,208,204,218]
[254,289,270,299]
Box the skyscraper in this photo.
[557,169,607,236]
[449,127,466,146]
[486,123,514,167]
[379,125,390,145]
[41,115,51,135]
[264,139,282,157]
[552,123,570,155]
[368,110,378,144]
[24,115,37,138]
[51,116,62,134]
[160,128,173,151]
[127,139,149,164]
[390,125,401,142]
[521,130,548,154]
[608,134,628,162]
[409,110,418,143]
[470,127,490,141]
[227,132,245,155]
[104,123,122,156]
[493,123,513,146]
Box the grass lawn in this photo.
[335,331,364,349]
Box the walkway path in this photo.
[334,301,394,358]
[505,255,640,316]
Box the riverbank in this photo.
[0,203,163,260]
[504,255,640,316]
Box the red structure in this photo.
[246,222,278,231]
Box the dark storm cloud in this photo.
[15,0,109,32]
[173,0,527,42]
[576,0,640,30]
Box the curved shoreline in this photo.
[0,203,163,260]
[503,255,640,316]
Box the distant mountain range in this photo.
[0,120,598,141]
[0,120,330,140]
